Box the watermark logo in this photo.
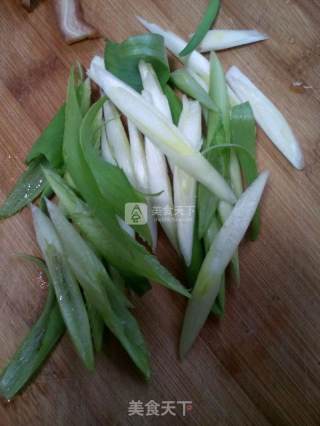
[128,400,193,417]
[125,203,196,225]
[125,203,148,225]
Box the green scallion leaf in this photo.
[211,274,225,317]
[186,211,205,287]
[85,296,105,353]
[170,68,218,111]
[0,258,64,400]
[45,199,151,379]
[43,168,190,299]
[31,205,95,371]
[26,106,65,168]
[46,245,95,370]
[163,84,182,125]
[79,97,152,244]
[231,102,259,239]
[179,0,221,57]
[180,171,269,357]
[203,214,226,317]
[0,158,47,219]
[105,34,170,92]
[26,72,90,169]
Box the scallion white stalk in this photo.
[142,89,178,251]
[217,200,240,284]
[137,16,210,84]
[126,120,158,250]
[184,68,209,122]
[139,60,175,171]
[180,170,270,357]
[101,123,116,165]
[88,57,236,204]
[226,66,304,170]
[229,150,243,198]
[174,96,202,265]
[127,120,149,194]
[139,61,172,120]
[138,60,176,248]
[196,29,269,52]
[136,17,243,108]
[103,100,137,184]
[31,204,63,255]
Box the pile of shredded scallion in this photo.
[0,0,303,400]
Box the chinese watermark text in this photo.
[128,400,193,417]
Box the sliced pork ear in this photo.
[54,0,100,45]
[22,0,40,12]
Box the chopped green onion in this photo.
[26,74,91,169]
[0,158,47,219]
[79,97,152,244]
[231,102,260,239]
[198,50,231,239]
[138,17,243,113]
[207,51,230,144]
[218,201,240,284]
[203,213,220,253]
[0,258,64,400]
[45,200,131,309]
[174,97,202,265]
[103,100,136,186]
[186,213,205,287]
[163,84,182,125]
[127,120,149,194]
[31,205,95,370]
[101,124,116,165]
[88,57,236,204]
[139,61,172,119]
[211,275,225,317]
[197,29,268,52]
[144,128,177,250]
[170,68,218,111]
[179,0,221,57]
[229,150,243,198]
[180,171,269,357]
[85,295,104,353]
[226,66,304,170]
[104,33,170,92]
[186,67,241,108]
[197,182,218,239]
[26,104,65,168]
[203,207,226,317]
[43,168,190,298]
[137,16,210,83]
[139,62,178,250]
[117,217,135,238]
[63,68,152,248]
[45,199,151,379]
[127,118,157,251]
[77,77,92,116]
[186,68,209,91]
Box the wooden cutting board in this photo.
[1,0,320,424]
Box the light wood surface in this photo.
[1,0,320,425]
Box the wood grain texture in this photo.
[1,0,320,424]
